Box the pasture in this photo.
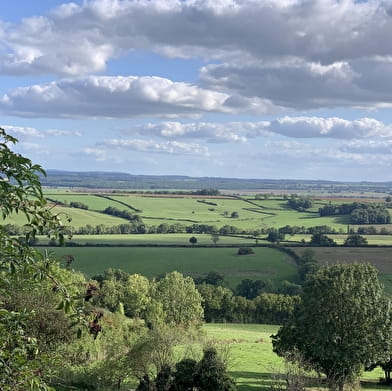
[51,233,258,246]
[39,192,363,231]
[49,246,297,289]
[204,323,385,391]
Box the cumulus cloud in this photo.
[1,0,392,75]
[340,140,392,155]
[200,58,392,109]
[81,147,109,161]
[266,116,392,139]
[2,1,392,110]
[122,117,392,142]
[99,138,209,156]
[2,124,81,138]
[124,121,272,143]
[0,75,272,118]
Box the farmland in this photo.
[291,246,392,295]
[50,246,297,289]
[4,191,386,232]
[204,323,385,391]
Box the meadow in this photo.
[203,323,386,391]
[37,192,355,231]
[49,246,297,289]
[4,191,390,235]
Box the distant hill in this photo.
[41,170,392,193]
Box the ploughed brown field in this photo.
[291,247,392,273]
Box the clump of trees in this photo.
[103,206,143,222]
[309,232,336,246]
[70,201,89,210]
[286,196,313,211]
[319,202,390,224]
[135,347,235,391]
[344,233,368,246]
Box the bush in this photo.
[237,247,254,255]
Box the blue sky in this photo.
[2,0,392,181]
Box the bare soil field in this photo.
[291,246,392,273]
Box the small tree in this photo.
[189,236,198,246]
[230,211,239,218]
[193,347,236,391]
[211,234,220,245]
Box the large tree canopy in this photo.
[272,263,392,391]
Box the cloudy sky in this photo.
[2,0,392,181]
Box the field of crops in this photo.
[49,246,297,289]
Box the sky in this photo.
[2,0,392,181]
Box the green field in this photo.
[204,323,385,391]
[46,233,259,246]
[49,246,297,289]
[5,192,392,237]
[38,193,364,231]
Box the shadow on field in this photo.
[231,371,278,391]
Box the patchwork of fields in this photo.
[4,192,358,231]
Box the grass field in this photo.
[39,192,379,232]
[48,246,297,289]
[46,233,259,246]
[203,323,386,391]
[5,192,392,237]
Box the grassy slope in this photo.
[49,246,297,289]
[39,193,363,231]
[4,206,128,228]
[204,323,385,391]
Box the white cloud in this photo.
[124,121,272,143]
[81,147,109,161]
[123,117,392,142]
[99,138,209,156]
[0,75,272,118]
[266,116,392,139]
[200,58,392,109]
[340,140,392,155]
[1,0,392,75]
[2,124,81,138]
[2,125,43,137]
[2,1,392,111]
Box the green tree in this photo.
[148,272,203,329]
[189,236,198,245]
[124,274,151,318]
[344,233,368,246]
[211,233,220,245]
[272,263,392,391]
[193,347,236,391]
[309,232,336,246]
